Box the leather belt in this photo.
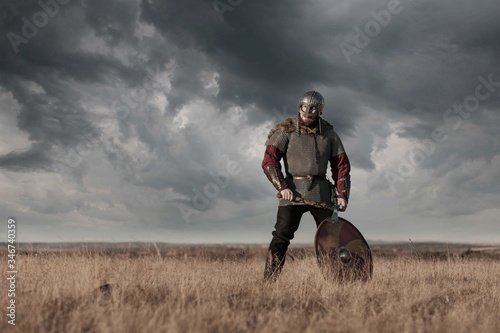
[292,175,326,180]
[290,175,326,191]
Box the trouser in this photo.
[264,205,332,280]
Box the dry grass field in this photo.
[1,244,499,333]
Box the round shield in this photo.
[314,217,372,281]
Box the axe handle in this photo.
[276,193,335,211]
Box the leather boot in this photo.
[263,249,286,281]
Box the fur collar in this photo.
[265,117,334,144]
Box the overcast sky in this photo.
[1,0,499,244]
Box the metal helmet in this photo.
[298,91,325,118]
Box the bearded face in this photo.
[299,105,319,127]
[299,114,317,127]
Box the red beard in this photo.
[299,115,318,128]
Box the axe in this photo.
[276,193,341,223]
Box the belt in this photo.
[290,175,326,191]
[291,175,326,180]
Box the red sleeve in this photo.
[262,145,284,169]
[262,145,288,189]
[330,152,351,199]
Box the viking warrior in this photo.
[262,91,351,280]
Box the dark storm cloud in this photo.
[1,0,499,195]
[84,0,139,47]
[137,0,500,171]
[138,1,358,124]
[367,0,500,120]
[0,0,156,172]
[0,142,50,171]
[0,0,499,243]
[0,1,139,81]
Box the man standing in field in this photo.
[262,91,351,280]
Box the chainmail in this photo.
[266,118,344,206]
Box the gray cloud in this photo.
[0,0,499,242]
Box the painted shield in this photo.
[314,217,373,281]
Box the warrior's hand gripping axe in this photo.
[276,192,373,281]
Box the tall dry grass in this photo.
[1,247,499,332]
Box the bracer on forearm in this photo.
[337,175,351,202]
[264,166,287,191]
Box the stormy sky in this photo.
[1,0,499,244]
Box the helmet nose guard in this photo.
[298,91,325,118]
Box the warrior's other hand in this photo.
[280,189,293,201]
[338,198,347,211]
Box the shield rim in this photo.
[313,216,373,279]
